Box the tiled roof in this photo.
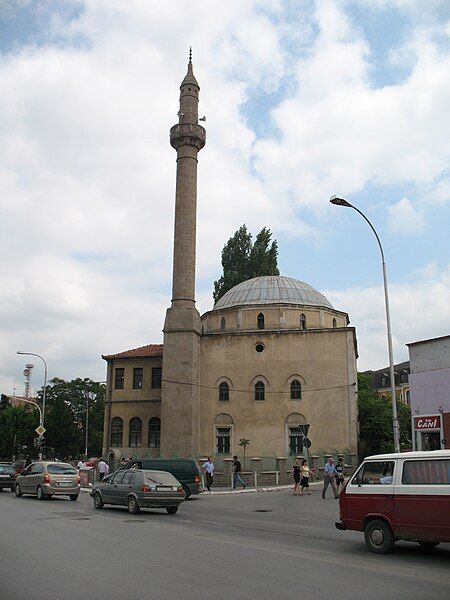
[102,344,163,360]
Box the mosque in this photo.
[101,55,358,462]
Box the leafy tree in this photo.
[213,225,279,302]
[239,438,250,470]
[0,404,39,459]
[36,378,105,459]
[357,373,412,458]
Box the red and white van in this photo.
[336,450,450,553]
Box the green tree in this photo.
[357,373,412,458]
[213,225,279,302]
[36,378,105,459]
[0,404,39,459]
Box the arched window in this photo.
[257,313,265,330]
[148,417,161,448]
[110,417,123,447]
[129,417,142,447]
[219,382,229,402]
[255,381,265,401]
[220,317,226,332]
[290,380,302,400]
[300,314,307,330]
[332,318,337,328]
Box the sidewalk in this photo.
[205,481,323,495]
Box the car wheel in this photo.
[36,485,46,501]
[182,485,191,499]
[166,506,178,515]
[127,496,140,514]
[364,519,395,554]
[15,484,23,498]
[418,541,440,549]
[69,494,78,501]
[93,493,104,509]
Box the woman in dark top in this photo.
[292,458,301,495]
[335,457,345,492]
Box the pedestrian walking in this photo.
[300,459,315,495]
[97,458,109,481]
[202,457,215,491]
[335,457,345,492]
[291,458,301,495]
[322,457,339,499]
[232,455,246,489]
[25,455,31,467]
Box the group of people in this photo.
[292,456,345,498]
[76,456,110,481]
[202,455,247,491]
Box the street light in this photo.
[16,351,48,430]
[330,194,401,453]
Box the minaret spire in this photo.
[161,54,206,458]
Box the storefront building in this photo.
[407,335,450,451]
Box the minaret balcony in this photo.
[170,123,206,151]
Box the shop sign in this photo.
[414,415,441,430]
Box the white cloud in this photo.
[387,197,426,233]
[327,264,450,371]
[0,1,448,392]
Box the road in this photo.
[0,485,449,600]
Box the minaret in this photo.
[161,51,206,458]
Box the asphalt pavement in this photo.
[0,485,449,600]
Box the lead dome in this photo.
[214,275,333,310]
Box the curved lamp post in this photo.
[17,351,48,431]
[330,195,400,453]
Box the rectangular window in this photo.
[114,368,125,390]
[152,367,162,389]
[289,427,303,455]
[133,368,143,389]
[402,460,450,485]
[352,461,395,485]
[216,427,231,455]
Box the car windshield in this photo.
[47,464,77,475]
[144,471,179,486]
[0,465,14,474]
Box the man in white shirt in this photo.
[77,458,85,470]
[202,457,215,491]
[97,459,109,481]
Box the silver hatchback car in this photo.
[15,461,80,501]
[91,469,185,514]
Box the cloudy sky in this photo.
[1,0,449,394]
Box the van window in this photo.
[352,461,394,485]
[402,460,450,485]
[142,460,168,471]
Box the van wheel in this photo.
[36,486,46,501]
[182,485,191,499]
[166,506,178,515]
[15,484,22,497]
[69,495,78,501]
[127,496,140,514]
[364,520,395,554]
[418,541,440,549]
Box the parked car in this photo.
[0,463,16,492]
[125,458,202,498]
[15,461,80,501]
[90,469,185,514]
[335,450,450,553]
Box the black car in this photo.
[125,458,202,498]
[0,463,16,492]
[90,469,185,514]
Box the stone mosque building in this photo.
[101,55,358,463]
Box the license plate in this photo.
[57,481,72,487]
[0,475,9,479]
[156,486,172,492]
